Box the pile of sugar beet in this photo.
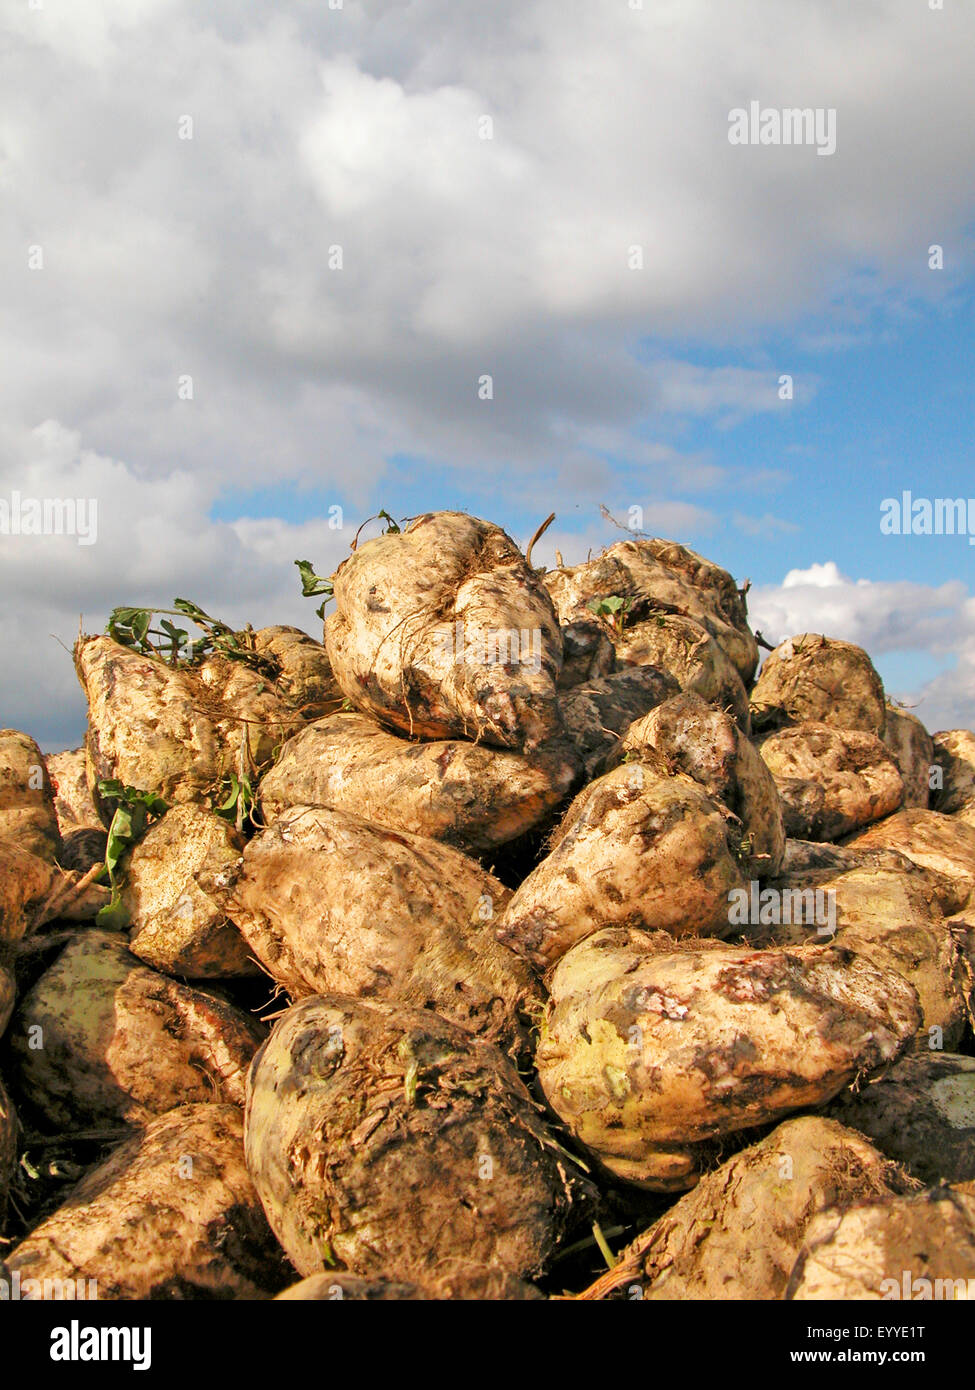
[3,510,975,1302]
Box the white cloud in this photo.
[782,561,847,588]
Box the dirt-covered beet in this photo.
[274,1270,541,1300]
[617,692,785,877]
[44,747,103,834]
[244,994,593,1295]
[777,839,965,913]
[826,1053,975,1185]
[747,861,968,1051]
[758,721,903,841]
[779,837,898,876]
[0,1072,16,1227]
[122,804,257,978]
[58,826,108,874]
[275,1274,430,1301]
[4,1103,291,1299]
[615,612,752,731]
[258,711,579,854]
[932,728,975,823]
[545,539,758,685]
[75,635,305,812]
[751,634,887,736]
[786,1186,975,1300]
[0,965,14,1038]
[535,930,921,1189]
[497,757,746,973]
[0,841,57,946]
[575,1116,910,1301]
[324,512,565,752]
[846,808,975,910]
[227,805,537,1061]
[0,729,60,862]
[557,620,616,690]
[883,706,934,810]
[251,625,346,721]
[0,839,107,946]
[854,868,964,1040]
[43,744,107,872]
[558,666,679,781]
[9,931,266,1128]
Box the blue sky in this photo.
[2,0,974,746]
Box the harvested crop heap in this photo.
[2,510,974,1302]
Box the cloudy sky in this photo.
[2,0,974,749]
